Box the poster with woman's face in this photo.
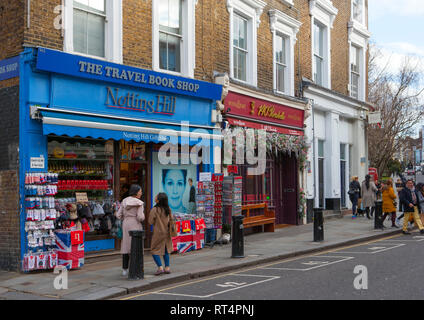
[152,152,197,214]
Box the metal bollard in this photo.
[231,215,245,258]
[313,208,324,242]
[128,230,144,280]
[374,200,384,230]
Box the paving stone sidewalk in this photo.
[0,215,407,300]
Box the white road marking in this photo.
[262,256,354,271]
[335,243,405,254]
[152,274,280,298]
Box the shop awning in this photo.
[35,107,222,146]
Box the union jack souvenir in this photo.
[177,233,194,254]
[55,231,85,270]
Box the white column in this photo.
[352,118,368,182]
[324,111,340,200]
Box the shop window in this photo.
[48,136,115,237]
[240,161,274,208]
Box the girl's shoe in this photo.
[164,268,171,274]
[155,269,164,276]
[122,269,128,276]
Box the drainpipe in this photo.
[27,0,31,29]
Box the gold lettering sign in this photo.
[257,105,286,121]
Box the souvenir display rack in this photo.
[223,176,243,224]
[196,181,215,229]
[23,172,59,272]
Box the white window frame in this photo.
[269,9,301,96]
[63,0,123,63]
[227,0,266,87]
[350,45,361,99]
[352,0,365,25]
[348,41,366,101]
[152,0,196,78]
[309,0,338,90]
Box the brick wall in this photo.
[0,85,20,271]
[23,0,63,51]
[331,0,350,96]
[0,1,25,60]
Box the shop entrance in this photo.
[118,141,151,248]
[275,154,298,225]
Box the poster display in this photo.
[152,151,197,215]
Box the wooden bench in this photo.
[242,203,276,232]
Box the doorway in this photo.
[118,141,151,248]
[275,153,298,225]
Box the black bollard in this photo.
[128,230,144,280]
[313,208,324,242]
[374,200,384,230]
[231,215,245,258]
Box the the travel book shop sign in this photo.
[35,48,222,101]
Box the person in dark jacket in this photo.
[349,176,361,218]
[399,179,424,235]
[187,178,196,215]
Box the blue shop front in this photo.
[19,47,222,270]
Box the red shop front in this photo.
[223,89,306,226]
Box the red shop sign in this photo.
[224,91,305,133]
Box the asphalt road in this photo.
[119,232,424,301]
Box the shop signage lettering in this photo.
[36,48,223,101]
[255,102,286,121]
[224,91,305,130]
[79,61,200,93]
[106,87,176,115]
[30,156,45,169]
[122,132,168,143]
[0,56,19,81]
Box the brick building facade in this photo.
[0,0,370,270]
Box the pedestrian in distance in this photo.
[149,192,174,276]
[115,184,145,276]
[361,174,378,220]
[416,183,424,227]
[188,178,196,215]
[381,179,398,228]
[395,178,404,213]
[399,179,424,235]
[348,176,361,219]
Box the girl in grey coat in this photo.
[361,175,378,219]
[115,184,145,276]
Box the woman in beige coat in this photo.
[361,174,378,220]
[115,184,145,276]
[149,192,174,276]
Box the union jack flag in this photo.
[55,231,85,270]
[192,229,205,250]
[177,233,195,253]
